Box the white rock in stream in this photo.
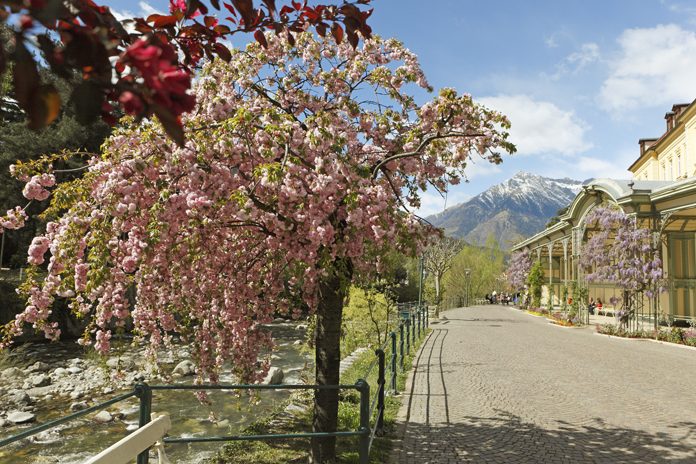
[94,411,113,423]
[126,423,139,432]
[173,360,196,376]
[29,374,51,387]
[70,402,88,412]
[293,340,303,346]
[8,411,36,424]
[53,367,68,377]
[67,366,83,375]
[0,367,23,380]
[263,367,284,385]
[28,361,50,373]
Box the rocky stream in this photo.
[0,321,311,463]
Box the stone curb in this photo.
[593,332,696,352]
[546,320,585,329]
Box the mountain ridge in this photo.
[427,171,585,249]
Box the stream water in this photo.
[0,323,311,464]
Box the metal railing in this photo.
[0,303,430,464]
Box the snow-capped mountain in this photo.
[427,171,584,249]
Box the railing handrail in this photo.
[0,304,431,464]
[84,414,171,464]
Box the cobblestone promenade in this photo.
[391,305,696,463]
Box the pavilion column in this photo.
[562,238,569,284]
[547,242,554,305]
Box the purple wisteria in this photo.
[507,248,531,290]
[578,206,664,319]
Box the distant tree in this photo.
[423,236,462,309]
[444,235,505,307]
[0,30,111,269]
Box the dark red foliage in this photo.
[0,0,373,145]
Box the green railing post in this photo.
[390,331,397,394]
[405,318,411,353]
[399,323,405,369]
[135,383,152,464]
[375,348,385,435]
[424,304,428,329]
[357,379,370,464]
[411,313,416,346]
[417,306,421,338]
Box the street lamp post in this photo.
[464,268,471,307]
[417,255,424,308]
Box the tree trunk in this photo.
[311,261,350,463]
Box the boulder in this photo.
[6,389,31,406]
[67,366,83,375]
[7,411,36,424]
[293,340,303,346]
[173,360,195,376]
[26,386,53,398]
[0,367,23,380]
[296,324,308,331]
[29,374,51,388]
[94,410,113,423]
[263,367,284,385]
[106,357,135,370]
[126,423,139,432]
[28,362,50,373]
[53,368,68,377]
[70,402,88,412]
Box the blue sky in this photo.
[108,0,696,216]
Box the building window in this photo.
[670,158,674,180]
[678,154,682,178]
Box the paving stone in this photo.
[391,305,696,463]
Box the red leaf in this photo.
[223,2,237,16]
[302,6,320,22]
[213,42,232,62]
[147,14,178,27]
[315,22,327,37]
[213,24,231,35]
[152,104,185,146]
[232,0,255,27]
[262,0,276,15]
[254,29,268,48]
[204,15,218,28]
[331,23,343,44]
[291,1,302,11]
[13,38,40,110]
[279,5,294,15]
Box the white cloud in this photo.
[552,42,600,79]
[478,94,592,156]
[599,24,696,112]
[112,1,162,23]
[138,1,162,16]
[416,188,471,218]
[544,35,559,48]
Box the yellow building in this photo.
[512,99,696,324]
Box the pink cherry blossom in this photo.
[2,33,514,384]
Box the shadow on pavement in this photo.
[396,412,696,463]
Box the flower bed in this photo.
[596,324,696,347]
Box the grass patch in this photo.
[210,329,430,463]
